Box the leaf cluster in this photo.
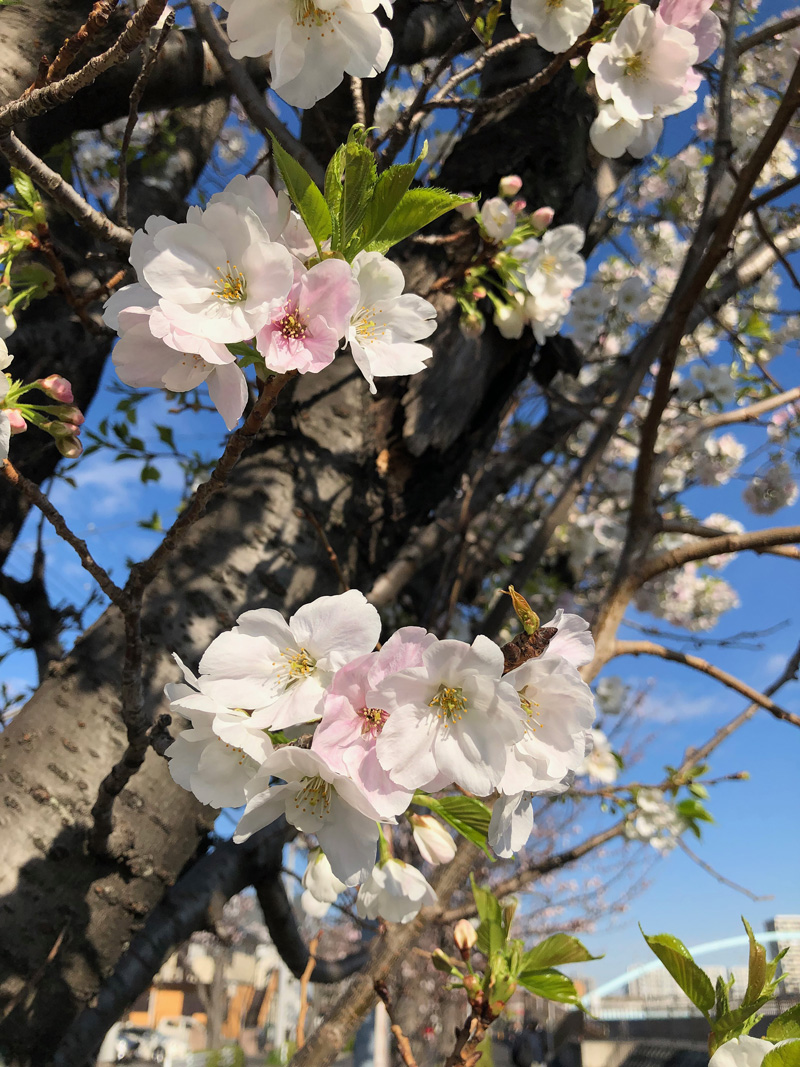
[641,918,797,1056]
[269,125,473,261]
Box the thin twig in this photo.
[117,8,175,229]
[641,525,800,582]
[613,640,800,728]
[0,131,133,252]
[677,839,772,901]
[0,926,68,1023]
[736,12,800,54]
[1,460,125,607]
[690,384,800,434]
[45,0,121,85]
[299,508,350,592]
[0,0,168,128]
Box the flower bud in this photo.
[59,406,85,426]
[453,919,478,952]
[459,310,485,339]
[510,198,527,216]
[456,194,479,220]
[498,175,523,198]
[7,409,27,435]
[55,434,83,458]
[493,302,525,341]
[36,375,74,403]
[472,286,487,300]
[410,814,457,865]
[531,206,555,230]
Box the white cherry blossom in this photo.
[709,1037,794,1067]
[373,635,525,795]
[234,747,385,885]
[346,251,436,393]
[588,7,698,122]
[199,589,381,730]
[521,225,586,306]
[578,728,619,783]
[481,197,517,241]
[0,344,12,461]
[139,201,295,344]
[224,0,394,110]
[510,0,593,54]
[488,791,537,858]
[356,858,437,922]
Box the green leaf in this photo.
[364,188,476,254]
[324,144,347,250]
[743,917,767,1005]
[769,1006,800,1041]
[268,134,331,251]
[470,875,508,958]
[519,934,602,971]
[156,424,175,451]
[340,141,376,252]
[715,975,730,1019]
[515,968,583,1008]
[762,1045,800,1067]
[641,930,715,1016]
[413,791,492,857]
[360,144,428,249]
[712,997,774,1049]
[11,168,37,211]
[140,464,161,483]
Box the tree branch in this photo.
[641,525,800,582]
[613,639,800,728]
[0,0,168,128]
[0,131,133,252]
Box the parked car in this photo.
[117,1026,166,1063]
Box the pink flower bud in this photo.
[472,286,488,300]
[531,206,555,230]
[454,919,478,952]
[37,375,74,403]
[510,198,527,216]
[59,406,85,426]
[499,175,523,198]
[7,409,27,435]
[55,434,83,458]
[61,421,83,436]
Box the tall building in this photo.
[765,916,800,995]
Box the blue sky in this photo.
[1,1,798,990]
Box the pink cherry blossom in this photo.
[658,0,721,62]
[256,259,360,374]
[311,626,435,817]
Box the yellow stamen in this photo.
[429,684,468,726]
[214,262,247,303]
[293,775,332,816]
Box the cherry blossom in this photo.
[709,1037,796,1067]
[499,656,596,796]
[540,609,595,669]
[481,197,517,241]
[138,201,295,344]
[624,788,686,852]
[234,747,385,885]
[311,626,434,817]
[488,791,537,859]
[743,461,799,514]
[198,589,382,730]
[164,660,273,808]
[356,857,437,922]
[510,0,593,54]
[109,301,249,430]
[373,635,525,795]
[346,252,437,393]
[658,0,721,63]
[0,344,12,460]
[257,259,359,374]
[578,728,619,784]
[588,7,698,123]
[224,0,394,110]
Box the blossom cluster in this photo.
[455,178,586,344]
[102,174,437,428]
[587,0,720,159]
[624,788,687,852]
[0,340,84,462]
[165,589,598,921]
